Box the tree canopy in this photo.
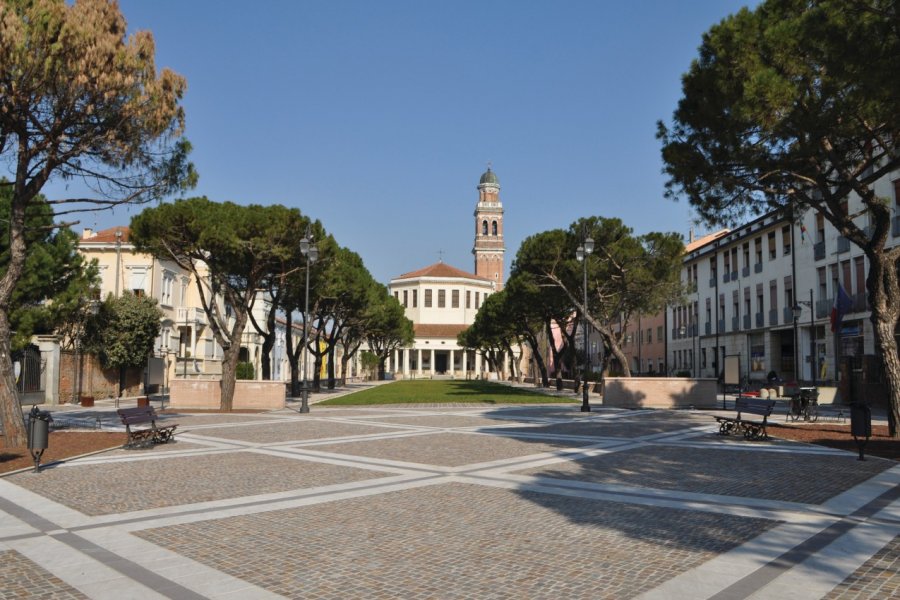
[84,292,162,371]
[131,198,305,410]
[658,0,900,434]
[0,0,192,445]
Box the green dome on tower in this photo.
[479,167,499,186]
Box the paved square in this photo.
[9,452,391,515]
[515,444,894,504]
[1,401,897,599]
[136,482,776,600]
[309,431,600,467]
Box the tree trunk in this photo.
[340,354,349,387]
[285,310,301,397]
[260,308,276,380]
[0,310,26,446]
[866,249,900,438]
[327,344,336,389]
[378,357,387,381]
[220,314,248,411]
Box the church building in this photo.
[386,167,514,378]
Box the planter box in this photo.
[169,379,285,410]
[603,377,718,409]
[80,396,94,407]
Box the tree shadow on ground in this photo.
[474,405,894,554]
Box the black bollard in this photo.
[850,402,872,461]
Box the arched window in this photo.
[482,220,488,235]
[492,221,498,236]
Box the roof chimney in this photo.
[82,228,93,240]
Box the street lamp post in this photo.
[576,230,595,412]
[792,289,816,387]
[299,227,319,414]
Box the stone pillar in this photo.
[449,349,455,377]
[417,349,422,378]
[475,352,482,379]
[36,335,60,405]
[462,351,468,379]
[430,349,435,376]
[403,348,410,377]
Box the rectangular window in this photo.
[438,289,446,308]
[647,328,652,343]
[402,290,408,308]
[709,256,717,279]
[394,291,399,301]
[754,237,763,265]
[475,292,480,308]
[742,243,750,270]
[451,289,459,308]
[782,226,791,256]
[854,256,865,296]
[413,290,418,308]
[816,213,825,243]
[842,260,852,291]
[657,326,663,340]
[723,251,731,274]
[424,289,432,308]
[768,231,777,260]
[466,290,471,309]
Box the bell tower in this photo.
[472,166,505,289]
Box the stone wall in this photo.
[603,377,719,409]
[169,379,285,410]
[58,351,144,403]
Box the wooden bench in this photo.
[714,398,776,441]
[117,406,177,448]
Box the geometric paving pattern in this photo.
[1,399,898,599]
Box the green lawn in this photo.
[317,379,576,406]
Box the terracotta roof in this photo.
[685,229,729,253]
[414,323,469,338]
[84,226,131,243]
[395,262,489,282]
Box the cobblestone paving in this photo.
[515,444,894,504]
[101,440,210,456]
[136,482,775,599]
[191,420,407,443]
[157,413,281,427]
[364,414,540,428]
[494,414,711,439]
[9,452,390,515]
[825,536,900,599]
[0,550,88,600]
[310,432,599,467]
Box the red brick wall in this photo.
[58,351,145,402]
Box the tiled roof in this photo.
[414,323,469,338]
[395,262,489,282]
[84,226,131,243]
[685,229,729,253]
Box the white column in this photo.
[190,326,197,359]
[430,349,435,375]
[449,350,455,376]
[403,348,410,377]
[462,351,468,379]
[417,349,422,378]
[475,352,482,378]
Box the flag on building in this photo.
[830,283,852,332]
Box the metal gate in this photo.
[13,344,45,403]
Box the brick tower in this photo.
[472,166,505,290]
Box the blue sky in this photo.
[43,0,755,284]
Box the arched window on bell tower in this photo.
[482,220,488,235]
[492,221,498,236]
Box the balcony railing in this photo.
[754,263,763,273]
[816,298,831,319]
[769,309,778,327]
[705,322,712,335]
[813,241,825,261]
[731,317,739,332]
[742,266,750,277]
[783,307,795,323]
[743,315,751,330]
[709,276,717,288]
[755,312,764,328]
[723,272,731,284]
[837,236,851,253]
[730,272,738,282]
[177,307,207,326]
[718,319,725,332]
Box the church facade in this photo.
[386,167,517,379]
